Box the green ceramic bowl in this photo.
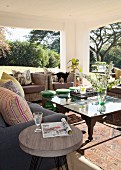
[41,90,56,98]
[69,86,80,91]
[56,89,70,95]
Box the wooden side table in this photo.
[19,125,83,170]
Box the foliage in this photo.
[90,22,121,62]
[0,27,10,58]
[5,41,41,67]
[28,30,60,53]
[83,62,121,92]
[104,46,121,68]
[45,50,60,68]
[0,41,60,68]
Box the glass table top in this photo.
[45,95,121,118]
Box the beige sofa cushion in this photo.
[114,67,121,79]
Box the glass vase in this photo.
[98,88,107,105]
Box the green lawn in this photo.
[0,66,44,78]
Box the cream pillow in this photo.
[12,70,32,85]
[114,67,121,79]
[1,72,24,98]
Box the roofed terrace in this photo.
[0,0,121,73]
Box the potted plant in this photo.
[67,58,82,86]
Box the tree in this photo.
[104,46,121,68]
[28,30,60,53]
[0,41,60,68]
[0,27,10,58]
[45,50,60,68]
[5,41,42,67]
[90,22,121,62]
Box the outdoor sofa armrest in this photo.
[0,120,34,150]
[43,113,67,123]
[31,73,48,90]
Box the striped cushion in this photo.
[0,87,33,125]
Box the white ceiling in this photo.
[0,0,121,29]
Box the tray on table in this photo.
[70,90,97,100]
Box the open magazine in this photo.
[41,118,72,138]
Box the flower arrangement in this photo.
[83,61,121,92]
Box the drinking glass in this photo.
[33,112,43,132]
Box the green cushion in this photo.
[41,90,56,97]
[56,89,70,94]
[69,86,79,91]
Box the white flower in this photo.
[83,62,121,92]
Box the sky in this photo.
[5,27,32,41]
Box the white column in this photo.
[76,23,90,74]
[60,21,90,74]
[60,21,76,72]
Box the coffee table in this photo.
[19,125,83,170]
[42,95,121,141]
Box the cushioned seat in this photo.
[108,86,121,98]
[22,84,45,94]
[53,82,74,90]
[0,101,67,170]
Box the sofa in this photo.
[0,102,67,170]
[10,70,75,102]
[107,86,121,99]
[22,72,49,102]
[47,72,75,90]
[107,67,121,99]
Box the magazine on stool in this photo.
[41,118,72,138]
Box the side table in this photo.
[19,125,83,170]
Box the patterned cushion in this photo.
[0,87,33,125]
[1,72,25,98]
[12,70,32,85]
[0,80,23,97]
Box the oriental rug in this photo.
[67,112,121,170]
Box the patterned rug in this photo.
[67,112,121,170]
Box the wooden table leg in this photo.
[81,116,96,141]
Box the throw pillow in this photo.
[1,72,24,98]
[114,67,121,79]
[0,79,10,85]
[12,70,32,85]
[0,80,23,97]
[12,70,21,79]
[0,87,33,125]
